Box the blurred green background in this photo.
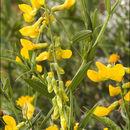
[0,0,129,129]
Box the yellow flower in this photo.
[36,47,72,61]
[46,125,59,130]
[18,4,37,23]
[36,64,42,73]
[109,84,121,96]
[74,123,79,130]
[122,82,130,89]
[16,95,35,107]
[65,80,71,87]
[87,62,125,82]
[52,0,76,12]
[20,48,29,59]
[19,17,43,38]
[109,54,120,63]
[22,102,35,119]
[16,56,22,63]
[3,115,18,130]
[124,91,130,101]
[94,107,110,117]
[20,39,48,50]
[30,0,44,9]
[104,128,108,130]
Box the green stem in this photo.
[68,90,73,130]
[39,107,54,129]
[93,14,110,47]
[9,99,20,123]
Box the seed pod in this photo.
[60,114,67,130]
[46,76,53,93]
[62,90,69,102]
[57,95,62,110]
[52,97,57,106]
[59,81,64,89]
[52,78,58,94]
[53,105,59,120]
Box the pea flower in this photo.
[3,115,24,130]
[52,0,76,12]
[19,0,44,22]
[19,17,44,38]
[109,54,120,63]
[124,91,130,101]
[87,62,125,82]
[65,80,71,87]
[36,47,72,61]
[16,95,35,107]
[103,128,108,130]
[46,126,59,130]
[109,84,121,96]
[94,101,119,117]
[74,123,79,130]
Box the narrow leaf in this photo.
[66,61,92,92]
[71,30,92,43]
[78,104,97,129]
[24,79,54,99]
[105,0,111,14]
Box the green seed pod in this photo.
[57,95,62,110]
[52,78,58,94]
[59,81,64,89]
[54,63,65,74]
[62,90,69,102]
[52,97,57,106]
[53,105,59,120]
[46,76,53,93]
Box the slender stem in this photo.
[68,90,73,130]
[93,14,110,47]
[9,99,20,123]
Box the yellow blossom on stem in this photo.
[46,125,59,130]
[87,62,125,82]
[36,47,72,61]
[30,0,44,9]
[109,84,121,96]
[104,128,108,130]
[36,64,42,73]
[3,115,17,130]
[16,56,22,63]
[124,91,130,101]
[93,106,110,117]
[109,54,120,63]
[74,123,79,130]
[65,80,71,87]
[19,17,44,38]
[16,95,35,107]
[52,0,76,12]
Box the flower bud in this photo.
[122,82,130,89]
[47,76,53,93]
[57,95,62,110]
[60,114,67,130]
[53,105,59,120]
[108,101,119,112]
[52,78,58,94]
[54,63,65,74]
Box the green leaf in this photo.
[80,0,93,30]
[78,104,97,129]
[0,57,27,69]
[105,0,111,14]
[24,79,54,99]
[111,0,121,14]
[92,9,98,29]
[71,30,92,43]
[66,61,92,92]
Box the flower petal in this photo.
[109,84,121,96]
[94,107,109,117]
[18,4,32,14]
[124,91,130,101]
